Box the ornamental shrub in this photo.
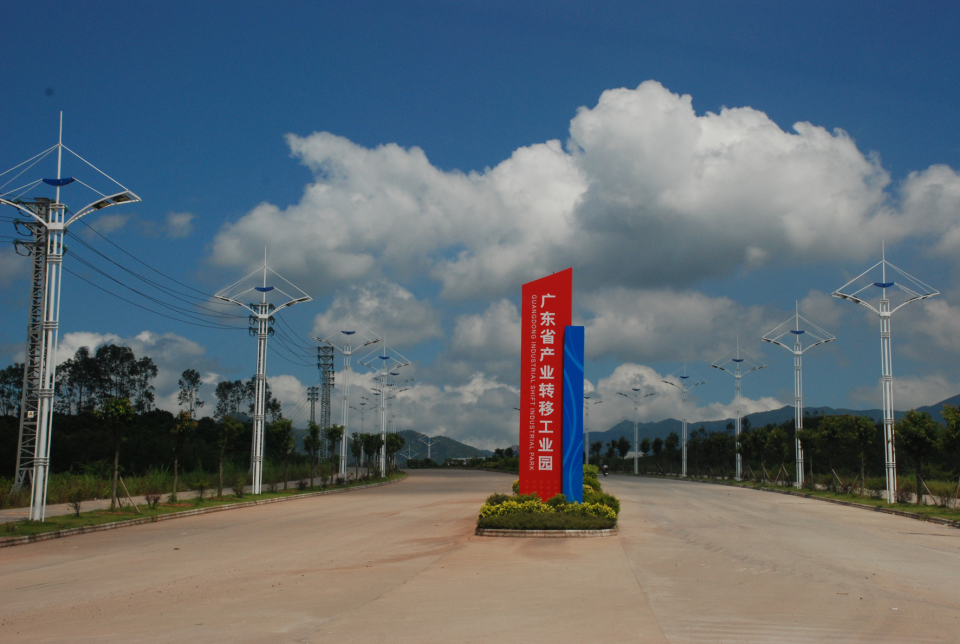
[583,477,601,493]
[485,493,512,506]
[583,464,600,480]
[512,479,520,494]
[478,513,615,531]
[546,493,569,509]
[477,497,618,522]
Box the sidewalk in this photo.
[0,473,370,524]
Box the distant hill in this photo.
[394,430,492,464]
[588,393,960,445]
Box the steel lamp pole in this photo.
[618,389,655,475]
[662,366,706,478]
[711,340,765,481]
[583,397,602,464]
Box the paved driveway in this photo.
[1,471,958,642]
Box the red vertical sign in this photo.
[520,268,572,500]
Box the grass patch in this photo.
[1,472,405,540]
[478,512,615,531]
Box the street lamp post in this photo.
[618,389,655,475]
[762,305,834,489]
[662,366,706,478]
[711,340,765,481]
[832,247,938,503]
[583,397,602,465]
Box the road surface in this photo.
[1,471,958,642]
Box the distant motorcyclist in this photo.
[602,464,609,477]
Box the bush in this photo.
[925,479,957,508]
[584,490,620,515]
[297,479,309,491]
[145,493,162,509]
[584,477,601,493]
[478,513,615,531]
[67,481,88,517]
[192,473,210,501]
[896,477,916,504]
[232,473,248,498]
[512,479,520,494]
[485,493,512,506]
[583,464,599,480]
[865,477,886,498]
[478,498,617,521]
[546,493,569,509]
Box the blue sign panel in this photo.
[562,325,584,503]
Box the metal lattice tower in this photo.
[832,246,938,503]
[307,386,319,425]
[317,346,335,458]
[316,315,380,480]
[3,116,140,521]
[662,365,706,478]
[215,252,311,495]
[711,340,765,482]
[762,305,834,489]
[618,388,655,475]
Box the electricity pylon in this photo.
[662,365,706,478]
[711,340,765,482]
[317,345,335,457]
[618,388,655,475]
[583,397,602,464]
[316,315,380,480]
[832,246,938,503]
[419,435,440,461]
[2,115,140,521]
[762,305,834,489]
[307,386,319,426]
[215,252,311,494]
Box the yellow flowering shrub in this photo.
[478,499,617,521]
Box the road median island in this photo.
[631,473,960,530]
[0,472,405,548]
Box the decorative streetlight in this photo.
[215,251,311,494]
[316,316,380,481]
[832,247,938,503]
[711,340,765,481]
[662,366,706,478]
[618,389,655,475]
[583,397,603,464]
[360,340,410,474]
[3,115,140,521]
[762,305,834,489]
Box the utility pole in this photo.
[316,315,380,481]
[360,340,411,475]
[711,340,765,482]
[3,115,140,521]
[618,388,655,475]
[662,365,706,478]
[832,246,937,503]
[762,305,834,489]
[583,397,602,464]
[215,252,311,494]
[419,435,440,461]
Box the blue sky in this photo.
[3,2,960,448]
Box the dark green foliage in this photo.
[584,490,620,515]
[477,513,615,530]
[546,493,569,508]
[485,493,512,506]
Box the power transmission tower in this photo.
[307,386,319,425]
[662,365,706,478]
[317,346,335,457]
[762,305,834,489]
[419,435,440,461]
[832,246,938,503]
[711,340,765,482]
[316,315,380,481]
[2,115,140,521]
[618,388,655,475]
[215,251,311,494]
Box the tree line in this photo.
[591,407,960,504]
[1,344,404,506]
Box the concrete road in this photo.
[1,471,958,643]
[606,475,960,643]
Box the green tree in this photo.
[590,440,603,464]
[849,416,877,495]
[177,369,205,418]
[325,424,345,472]
[651,437,663,470]
[215,415,242,497]
[818,416,854,483]
[268,418,296,490]
[171,410,197,501]
[0,362,23,417]
[94,396,134,509]
[386,432,405,472]
[796,426,821,487]
[350,432,365,478]
[132,356,158,414]
[639,437,651,456]
[616,436,631,460]
[895,410,942,505]
[766,426,790,477]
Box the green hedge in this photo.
[477,512,615,530]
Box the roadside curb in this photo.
[475,526,619,538]
[634,474,960,530]
[0,475,405,549]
